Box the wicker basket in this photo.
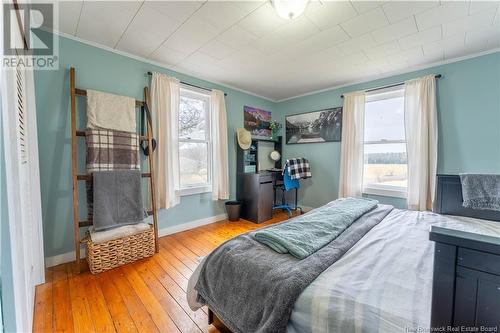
[84,226,155,274]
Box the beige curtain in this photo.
[150,73,181,209]
[339,91,366,198]
[404,75,438,211]
[210,90,229,200]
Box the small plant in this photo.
[269,120,282,140]
[269,120,282,130]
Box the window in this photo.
[363,87,407,198]
[179,87,212,196]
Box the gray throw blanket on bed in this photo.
[460,173,500,211]
[254,197,378,259]
[195,203,394,333]
[93,170,143,231]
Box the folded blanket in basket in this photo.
[89,222,150,244]
[460,173,500,211]
[254,197,378,259]
[86,129,140,221]
[93,170,144,231]
[86,89,136,133]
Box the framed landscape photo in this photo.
[285,107,342,144]
[244,106,272,138]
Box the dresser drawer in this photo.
[457,248,500,275]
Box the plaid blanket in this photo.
[86,129,140,221]
[286,158,311,180]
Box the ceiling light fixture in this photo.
[272,0,309,20]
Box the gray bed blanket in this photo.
[460,173,500,211]
[194,203,394,333]
[254,197,378,259]
[93,170,144,231]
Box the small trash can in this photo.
[225,201,242,221]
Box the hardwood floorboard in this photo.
[34,212,290,332]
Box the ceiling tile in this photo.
[341,7,389,37]
[216,25,258,49]
[275,16,320,43]
[237,2,287,37]
[116,27,165,58]
[200,40,238,60]
[76,1,139,48]
[351,1,384,14]
[442,8,497,38]
[162,17,221,54]
[371,17,418,44]
[231,1,265,13]
[422,33,465,59]
[469,1,500,14]
[382,1,439,23]
[415,1,469,30]
[339,34,378,54]
[398,26,442,50]
[305,1,358,30]
[128,4,183,38]
[144,1,204,23]
[193,1,250,30]
[364,40,402,60]
[149,45,188,66]
[292,25,350,55]
[57,1,83,35]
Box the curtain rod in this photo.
[147,71,227,96]
[340,74,442,98]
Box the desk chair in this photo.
[272,168,304,217]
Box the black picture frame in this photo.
[285,107,342,144]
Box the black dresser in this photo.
[430,226,500,330]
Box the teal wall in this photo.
[34,35,276,258]
[34,34,499,258]
[276,52,500,209]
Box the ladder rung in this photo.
[79,220,92,227]
[77,173,151,180]
[75,88,145,107]
[75,130,148,140]
[78,211,154,228]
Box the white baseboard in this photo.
[44,213,227,268]
[157,213,227,238]
[45,249,86,268]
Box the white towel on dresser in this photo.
[86,89,136,133]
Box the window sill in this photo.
[363,186,407,199]
[179,185,212,197]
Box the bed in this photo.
[187,175,500,333]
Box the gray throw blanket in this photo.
[460,173,500,211]
[195,203,394,333]
[254,197,378,259]
[93,170,143,231]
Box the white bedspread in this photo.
[287,209,500,333]
[187,209,500,332]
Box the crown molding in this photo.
[54,31,278,103]
[276,48,500,102]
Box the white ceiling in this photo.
[57,0,500,101]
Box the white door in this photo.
[1,4,45,330]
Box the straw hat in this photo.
[236,128,252,150]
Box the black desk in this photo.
[236,172,274,223]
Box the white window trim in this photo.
[363,86,407,199]
[363,184,407,199]
[179,86,212,196]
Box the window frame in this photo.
[178,85,213,196]
[362,86,408,199]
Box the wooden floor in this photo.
[33,212,294,333]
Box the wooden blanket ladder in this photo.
[69,67,159,273]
